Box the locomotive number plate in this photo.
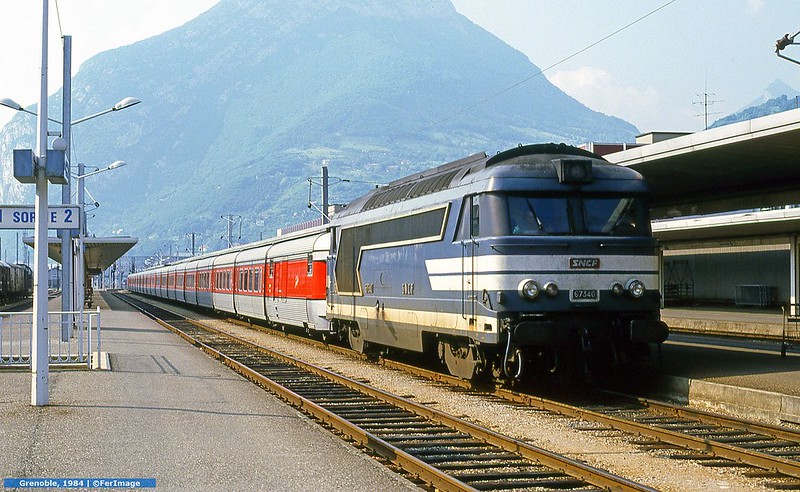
[570,289,599,302]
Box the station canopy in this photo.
[24,236,138,275]
[606,108,800,220]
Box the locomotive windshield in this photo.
[506,194,651,237]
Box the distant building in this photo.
[579,142,643,156]
[581,131,691,156]
[634,131,691,145]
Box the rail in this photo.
[0,308,101,368]
[118,292,652,491]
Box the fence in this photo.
[0,308,101,368]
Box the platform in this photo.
[0,291,417,491]
[663,305,786,339]
[656,306,800,424]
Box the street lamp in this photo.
[73,160,127,180]
[0,96,140,127]
[70,97,141,125]
[0,97,61,124]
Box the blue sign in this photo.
[3,478,157,489]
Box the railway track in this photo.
[217,304,800,489]
[116,292,653,491]
[381,348,800,489]
[120,292,800,489]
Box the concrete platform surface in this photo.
[658,332,800,425]
[0,292,418,491]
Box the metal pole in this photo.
[32,0,50,406]
[791,235,798,318]
[61,35,73,341]
[77,162,86,316]
[322,166,329,225]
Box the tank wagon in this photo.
[128,144,668,381]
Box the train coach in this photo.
[128,228,330,333]
[128,143,668,382]
[0,261,33,302]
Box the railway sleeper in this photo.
[359,421,446,431]
[763,481,800,490]
[712,435,777,444]
[364,425,457,434]
[765,449,800,457]
[344,411,417,420]
[434,461,533,471]
[700,461,757,469]
[380,432,472,442]
[738,440,800,450]
[347,416,424,425]
[421,451,526,464]
[311,396,377,404]
[392,439,481,448]
[461,476,592,491]
[452,470,564,482]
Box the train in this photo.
[0,261,33,303]
[128,143,668,381]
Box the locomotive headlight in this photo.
[543,281,559,297]
[610,282,625,296]
[626,279,646,299]
[518,279,540,300]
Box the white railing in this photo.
[0,308,101,368]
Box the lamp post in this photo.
[0,7,138,405]
[29,0,50,406]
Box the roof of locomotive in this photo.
[337,143,647,217]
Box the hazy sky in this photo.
[1,0,799,135]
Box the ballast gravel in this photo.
[144,299,776,492]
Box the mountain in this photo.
[0,0,638,259]
[710,80,800,129]
[741,79,800,110]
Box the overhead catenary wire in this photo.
[54,0,64,38]
[426,0,680,130]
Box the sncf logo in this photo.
[569,258,600,269]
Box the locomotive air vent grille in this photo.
[407,170,459,199]
[363,170,460,211]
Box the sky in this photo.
[1,0,800,135]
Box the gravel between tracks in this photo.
[142,299,775,492]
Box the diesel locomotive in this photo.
[128,143,668,381]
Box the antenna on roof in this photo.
[693,82,723,130]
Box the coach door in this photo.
[459,195,479,326]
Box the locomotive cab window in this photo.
[505,193,650,237]
[456,195,480,239]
